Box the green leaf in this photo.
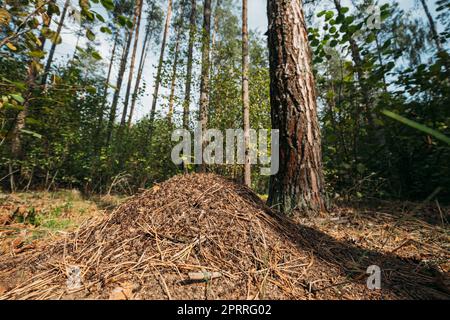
[81,8,95,21]
[48,3,61,15]
[366,33,376,43]
[20,129,42,139]
[86,86,97,94]
[86,29,96,41]
[3,102,23,111]
[100,26,112,34]
[10,93,24,103]
[12,81,26,91]
[91,51,102,60]
[101,0,115,11]
[117,15,127,26]
[382,110,450,145]
[95,12,105,23]
[317,10,327,18]
[344,16,355,25]
[325,11,334,21]
[28,50,46,58]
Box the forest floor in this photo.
[0,175,448,300]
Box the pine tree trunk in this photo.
[183,0,197,130]
[242,0,251,187]
[106,23,134,145]
[419,0,442,52]
[97,32,119,136]
[121,0,143,127]
[267,0,326,214]
[149,0,173,136]
[42,0,70,86]
[167,1,187,123]
[210,0,222,77]
[198,0,212,172]
[128,3,157,128]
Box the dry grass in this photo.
[0,190,123,255]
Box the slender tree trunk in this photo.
[121,0,143,127]
[148,0,173,136]
[419,0,442,52]
[210,0,222,77]
[10,64,36,159]
[211,0,221,50]
[375,34,388,93]
[183,0,197,130]
[267,0,326,214]
[106,25,134,145]
[97,32,119,134]
[198,0,212,172]
[42,0,70,86]
[128,3,157,128]
[242,0,250,187]
[168,0,187,123]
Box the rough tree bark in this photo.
[242,0,251,187]
[182,0,197,130]
[120,0,144,127]
[198,0,212,172]
[267,0,326,214]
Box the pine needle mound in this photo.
[0,174,448,300]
